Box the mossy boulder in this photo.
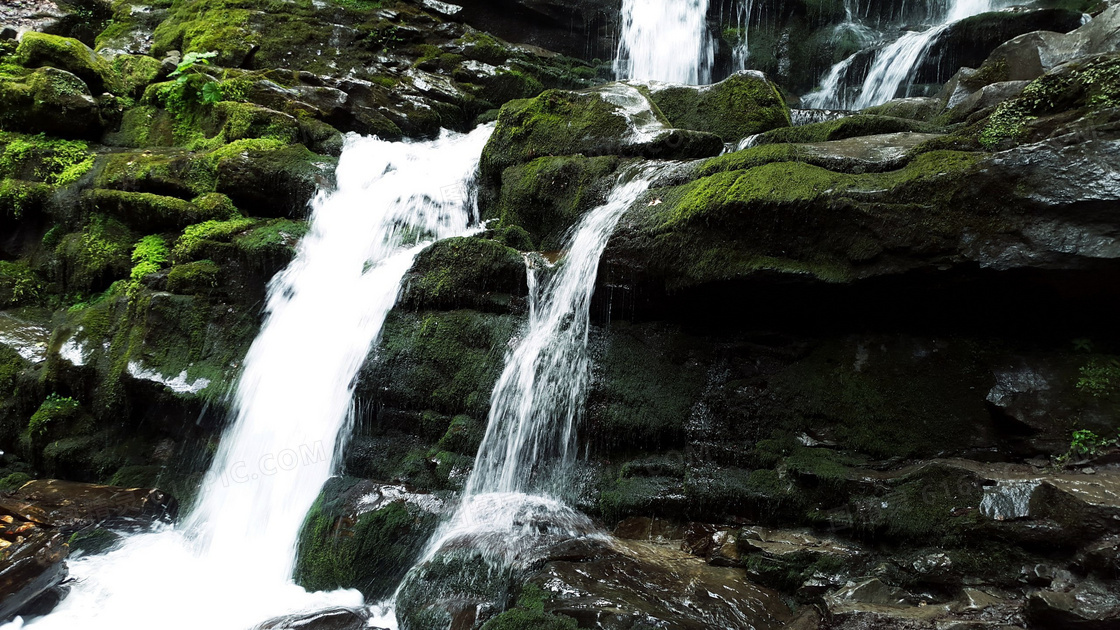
[751,114,942,146]
[0,67,102,139]
[55,215,136,293]
[294,477,441,599]
[360,309,518,420]
[16,32,116,94]
[212,140,335,218]
[81,189,233,232]
[403,237,527,313]
[640,70,791,143]
[481,85,723,178]
[490,155,621,250]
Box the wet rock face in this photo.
[531,539,792,630]
[455,0,618,61]
[0,479,175,620]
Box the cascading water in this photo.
[381,166,664,627]
[615,0,714,84]
[803,0,995,109]
[8,125,494,630]
[731,0,754,72]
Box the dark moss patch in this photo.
[752,114,943,145]
[294,477,440,599]
[403,236,527,313]
[493,155,621,250]
[643,71,791,142]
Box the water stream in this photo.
[803,0,995,109]
[379,165,666,627]
[615,0,714,84]
[10,125,494,630]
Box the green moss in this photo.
[0,133,95,185]
[635,150,983,288]
[94,148,217,197]
[142,80,300,149]
[980,55,1120,149]
[68,527,120,555]
[28,393,81,439]
[643,72,791,142]
[479,609,577,630]
[592,323,706,452]
[0,472,32,492]
[766,338,993,460]
[0,66,99,138]
[0,179,51,219]
[481,90,632,177]
[0,261,43,308]
[231,218,308,266]
[494,155,620,249]
[56,214,136,292]
[166,259,221,294]
[295,477,439,599]
[371,310,517,419]
[16,32,115,94]
[110,54,165,98]
[129,234,170,288]
[405,237,525,311]
[83,189,218,231]
[854,464,984,545]
[173,217,255,260]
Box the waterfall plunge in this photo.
[12,125,494,630]
[616,0,714,84]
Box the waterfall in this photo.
[615,0,714,84]
[732,0,754,72]
[11,125,494,630]
[803,0,995,109]
[381,166,663,627]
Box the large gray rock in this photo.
[955,5,1120,97]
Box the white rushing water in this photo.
[731,0,754,72]
[616,0,714,84]
[379,166,665,626]
[804,0,995,109]
[10,125,494,630]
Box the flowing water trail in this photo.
[616,0,714,84]
[379,165,666,627]
[10,125,494,630]
[804,0,995,109]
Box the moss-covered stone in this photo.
[0,67,102,138]
[607,150,985,289]
[481,87,721,179]
[491,155,621,250]
[361,309,518,420]
[403,236,527,312]
[479,609,578,630]
[588,322,707,454]
[294,477,440,599]
[165,259,221,295]
[0,260,44,308]
[979,54,1120,149]
[1,131,96,186]
[55,215,136,293]
[642,71,792,143]
[752,114,943,145]
[212,139,335,218]
[16,32,116,94]
[81,189,230,232]
[109,53,166,98]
